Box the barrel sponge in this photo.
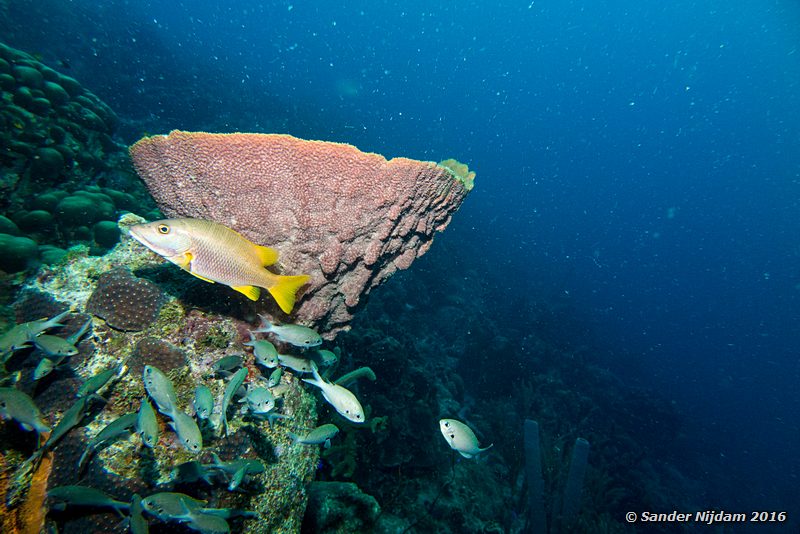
[524,419,547,533]
[129,131,474,337]
[561,437,590,524]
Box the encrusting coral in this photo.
[129,131,474,336]
[85,268,165,331]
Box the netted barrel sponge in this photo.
[86,268,164,331]
[130,131,474,337]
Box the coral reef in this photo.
[0,232,323,534]
[129,131,473,336]
[127,336,186,377]
[0,42,156,273]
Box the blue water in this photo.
[6,0,800,530]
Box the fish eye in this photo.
[444,422,450,427]
[157,224,170,234]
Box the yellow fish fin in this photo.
[175,252,216,283]
[254,245,280,266]
[233,285,261,301]
[190,271,216,284]
[267,274,310,314]
[170,251,193,269]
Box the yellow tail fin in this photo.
[268,274,310,314]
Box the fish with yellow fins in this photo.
[128,218,310,314]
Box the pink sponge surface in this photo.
[130,130,471,337]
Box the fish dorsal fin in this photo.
[233,285,261,301]
[254,245,279,266]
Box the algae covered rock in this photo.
[92,220,120,248]
[304,481,381,533]
[30,147,65,180]
[0,232,38,272]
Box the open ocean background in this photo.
[3,0,799,531]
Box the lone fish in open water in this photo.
[129,218,310,314]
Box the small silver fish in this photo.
[193,385,214,420]
[33,357,59,380]
[185,510,230,534]
[65,317,92,346]
[0,386,50,435]
[266,367,283,388]
[171,460,214,485]
[439,419,493,458]
[47,485,130,516]
[238,386,274,415]
[137,399,159,448]
[244,333,279,368]
[253,315,322,348]
[277,353,314,374]
[221,367,248,435]
[212,355,243,375]
[33,334,78,358]
[77,365,120,399]
[169,410,203,453]
[314,348,338,367]
[140,492,205,521]
[79,412,137,468]
[0,310,71,357]
[289,423,339,448]
[143,365,178,417]
[207,452,265,491]
[302,362,364,423]
[42,396,89,451]
[130,494,149,534]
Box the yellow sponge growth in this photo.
[439,159,476,191]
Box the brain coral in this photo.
[86,268,164,331]
[130,131,474,337]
